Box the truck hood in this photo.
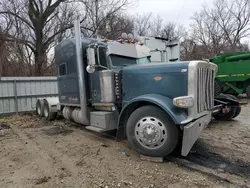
[121,61,190,102]
[122,61,189,74]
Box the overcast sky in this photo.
[130,0,214,27]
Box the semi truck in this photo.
[35,20,241,158]
[143,40,247,122]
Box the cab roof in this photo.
[107,41,151,58]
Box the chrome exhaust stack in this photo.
[73,19,90,125]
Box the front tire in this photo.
[126,105,179,157]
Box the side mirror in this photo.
[86,65,95,73]
[86,47,96,73]
[87,47,96,66]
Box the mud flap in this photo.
[181,114,211,156]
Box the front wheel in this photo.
[126,105,179,157]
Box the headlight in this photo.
[173,96,194,108]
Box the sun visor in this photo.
[108,43,150,58]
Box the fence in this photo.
[0,77,58,115]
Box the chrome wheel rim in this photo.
[134,116,167,149]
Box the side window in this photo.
[59,63,67,76]
[99,47,108,67]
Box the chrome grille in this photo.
[197,68,215,113]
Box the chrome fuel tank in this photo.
[90,70,116,104]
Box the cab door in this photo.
[89,46,111,104]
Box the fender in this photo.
[116,94,188,140]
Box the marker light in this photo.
[121,33,128,39]
[118,39,124,43]
[128,33,133,40]
[173,96,194,108]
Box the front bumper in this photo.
[181,113,211,156]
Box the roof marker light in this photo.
[128,33,133,40]
[121,33,128,39]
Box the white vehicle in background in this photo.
[139,36,180,63]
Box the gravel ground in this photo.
[0,99,249,188]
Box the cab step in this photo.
[85,126,106,133]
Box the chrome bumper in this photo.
[181,113,211,156]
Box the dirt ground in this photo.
[0,100,249,188]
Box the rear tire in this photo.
[213,94,240,121]
[247,85,250,99]
[234,106,241,118]
[213,107,236,121]
[43,100,57,121]
[226,95,241,118]
[126,105,179,157]
[36,100,44,117]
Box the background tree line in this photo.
[0,0,249,76]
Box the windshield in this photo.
[110,55,150,67]
[138,57,151,64]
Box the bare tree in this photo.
[208,0,250,50]
[0,27,10,76]
[0,0,80,76]
[98,13,134,39]
[0,15,31,76]
[0,0,132,76]
[180,39,196,60]
[190,0,250,58]
[150,14,163,37]
[161,22,185,40]
[134,12,153,36]
[190,11,225,57]
[80,0,131,37]
[133,13,185,41]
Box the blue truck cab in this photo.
[54,22,218,157]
